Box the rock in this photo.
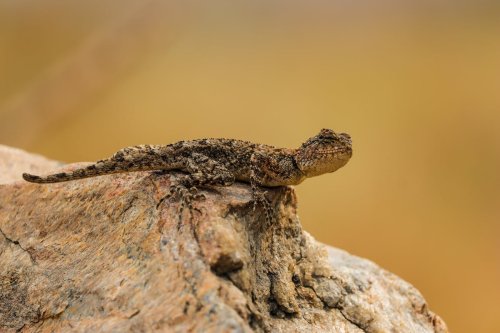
[0,146,61,184]
[0,145,448,332]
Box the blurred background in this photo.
[1,0,499,331]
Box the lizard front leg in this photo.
[250,152,276,223]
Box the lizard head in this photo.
[295,128,352,177]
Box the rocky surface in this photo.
[0,145,448,332]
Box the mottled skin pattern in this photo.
[23,129,352,219]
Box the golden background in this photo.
[1,1,499,332]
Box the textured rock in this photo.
[0,145,448,333]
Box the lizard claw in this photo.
[252,189,265,210]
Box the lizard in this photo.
[22,128,352,220]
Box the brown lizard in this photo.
[23,129,352,219]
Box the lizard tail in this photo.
[23,145,169,183]
[23,161,118,183]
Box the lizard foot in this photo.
[252,189,275,224]
[156,184,205,223]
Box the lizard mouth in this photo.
[316,147,352,155]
